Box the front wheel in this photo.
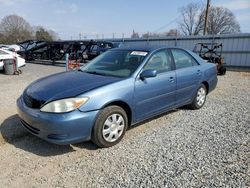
[92,105,128,148]
[189,84,207,110]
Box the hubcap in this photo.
[102,114,125,142]
[197,87,206,106]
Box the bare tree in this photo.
[141,29,180,38]
[206,6,240,35]
[0,32,5,43]
[165,29,180,37]
[179,3,241,36]
[179,3,204,35]
[48,30,59,40]
[0,14,33,44]
[141,32,160,38]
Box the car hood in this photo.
[24,71,123,104]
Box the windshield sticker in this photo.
[130,51,148,56]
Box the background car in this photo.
[17,46,217,148]
[0,48,26,72]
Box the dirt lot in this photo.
[0,63,249,187]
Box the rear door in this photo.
[170,48,202,105]
[134,49,176,121]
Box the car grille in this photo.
[23,92,45,109]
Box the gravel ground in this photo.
[0,63,249,187]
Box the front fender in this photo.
[77,78,135,112]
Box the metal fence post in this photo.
[65,53,69,71]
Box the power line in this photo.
[152,17,179,33]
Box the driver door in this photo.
[134,49,176,121]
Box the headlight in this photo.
[40,97,88,113]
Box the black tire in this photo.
[92,105,128,148]
[221,67,226,75]
[218,66,226,75]
[189,84,207,110]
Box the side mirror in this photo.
[140,69,157,79]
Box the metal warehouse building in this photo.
[112,33,250,69]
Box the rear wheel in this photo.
[219,66,226,75]
[189,84,207,110]
[92,105,128,148]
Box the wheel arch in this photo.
[102,100,132,126]
[201,81,209,93]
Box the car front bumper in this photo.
[17,96,99,145]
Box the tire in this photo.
[218,66,226,75]
[189,84,207,110]
[221,67,226,75]
[92,105,128,148]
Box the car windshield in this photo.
[81,50,148,77]
[0,49,9,55]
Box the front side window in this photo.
[171,49,198,69]
[81,50,148,77]
[144,50,172,74]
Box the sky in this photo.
[0,0,249,39]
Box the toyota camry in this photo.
[17,46,217,147]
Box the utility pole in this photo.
[203,0,210,35]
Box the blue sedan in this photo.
[17,46,217,147]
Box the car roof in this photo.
[111,45,171,52]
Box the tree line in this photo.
[0,14,58,44]
[0,3,241,43]
[131,3,240,38]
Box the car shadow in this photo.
[1,108,184,156]
[127,109,180,130]
[0,114,97,157]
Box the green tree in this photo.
[35,27,53,41]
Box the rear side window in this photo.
[171,49,199,69]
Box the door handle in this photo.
[169,76,174,82]
[197,70,202,75]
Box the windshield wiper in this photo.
[84,70,107,76]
